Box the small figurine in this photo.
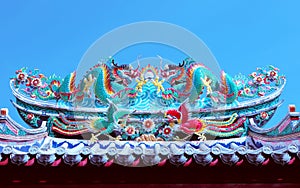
[135,76,147,92]
[201,76,212,95]
[83,74,96,97]
[152,77,165,94]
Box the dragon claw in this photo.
[195,132,206,141]
[90,133,99,143]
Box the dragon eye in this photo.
[117,120,122,124]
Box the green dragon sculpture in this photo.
[161,58,238,104]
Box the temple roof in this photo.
[1,106,300,167]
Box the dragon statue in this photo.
[11,58,140,106]
[160,58,238,105]
[58,59,140,106]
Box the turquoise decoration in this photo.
[5,57,300,168]
[9,58,286,141]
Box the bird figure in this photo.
[178,100,207,140]
[164,99,206,141]
[88,99,133,143]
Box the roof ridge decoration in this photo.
[8,60,285,141]
[1,59,300,167]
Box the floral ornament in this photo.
[238,87,253,97]
[142,119,155,132]
[27,113,35,120]
[161,126,173,138]
[254,110,275,127]
[260,111,269,119]
[18,111,40,127]
[253,75,264,85]
[16,72,28,82]
[267,70,278,81]
[31,77,42,88]
[124,125,136,136]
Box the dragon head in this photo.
[160,61,185,81]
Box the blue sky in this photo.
[0,0,299,128]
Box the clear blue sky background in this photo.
[0,0,299,128]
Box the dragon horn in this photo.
[137,55,141,65]
[112,59,129,69]
[112,59,119,67]
[179,60,185,67]
[136,55,141,69]
[157,55,163,66]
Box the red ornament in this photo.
[260,112,268,119]
[289,105,296,112]
[27,113,34,120]
[1,108,8,116]
[256,76,262,83]
[18,73,25,80]
[31,78,41,87]
[270,71,276,77]
[125,126,135,135]
[163,127,171,135]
